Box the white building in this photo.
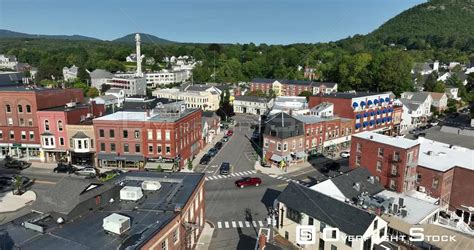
[90,69,114,90]
[153,88,220,111]
[269,96,309,115]
[398,92,433,133]
[310,102,334,118]
[445,87,460,100]
[0,54,18,69]
[62,65,79,82]
[104,76,147,96]
[126,53,137,62]
[277,183,388,250]
[145,69,189,87]
[233,96,273,115]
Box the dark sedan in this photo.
[53,163,78,174]
[199,154,211,165]
[4,159,31,170]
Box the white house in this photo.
[90,69,114,89]
[0,54,18,69]
[63,65,79,82]
[445,87,460,100]
[269,96,309,115]
[145,69,189,87]
[126,53,137,62]
[233,96,273,115]
[277,183,388,250]
[397,96,431,134]
[428,92,448,112]
[104,88,126,106]
[310,102,334,118]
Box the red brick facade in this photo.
[349,135,419,193]
[416,166,453,207]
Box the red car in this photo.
[235,177,262,188]
[226,130,233,136]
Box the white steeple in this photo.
[135,33,144,77]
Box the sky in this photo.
[0,0,426,44]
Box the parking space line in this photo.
[218,222,222,229]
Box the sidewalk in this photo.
[0,191,36,213]
[254,160,312,176]
[195,221,215,250]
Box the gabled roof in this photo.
[105,88,123,94]
[278,183,377,236]
[72,131,90,139]
[185,85,213,92]
[251,78,337,88]
[399,98,421,111]
[428,92,446,101]
[234,95,269,103]
[264,112,304,139]
[327,168,384,200]
[410,92,431,103]
[89,69,113,79]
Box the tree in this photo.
[423,72,438,91]
[86,87,99,97]
[13,176,24,195]
[72,81,89,96]
[77,67,90,83]
[371,51,414,95]
[100,84,111,94]
[39,79,59,88]
[187,160,193,171]
[298,90,313,101]
[432,82,446,93]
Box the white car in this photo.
[340,151,350,158]
[75,167,97,176]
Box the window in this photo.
[376,161,382,172]
[356,142,361,152]
[0,130,2,139]
[379,228,385,237]
[390,179,396,190]
[99,129,105,137]
[123,130,128,138]
[124,143,129,152]
[100,143,106,151]
[320,222,326,232]
[432,178,439,189]
[375,176,380,182]
[165,130,170,140]
[393,151,400,162]
[378,148,384,157]
[283,143,288,151]
[77,140,83,149]
[90,139,94,148]
[345,237,352,247]
[373,219,378,230]
[84,140,88,149]
[264,139,269,148]
[156,130,162,140]
[6,104,11,113]
[19,118,25,126]
[56,120,64,131]
[44,120,50,131]
[110,143,116,152]
[286,207,301,223]
[17,105,23,113]
[134,130,140,139]
[135,144,140,153]
[148,144,153,153]
[391,164,397,175]
[356,155,361,167]
[172,228,179,244]
[308,217,314,225]
[28,131,34,140]
[10,131,14,139]
[21,131,26,140]
[331,244,337,250]
[161,239,168,250]
[166,145,171,154]
[28,119,33,126]
[59,137,64,146]
[109,129,115,138]
[277,142,282,151]
[26,105,31,113]
[147,129,153,140]
[157,145,162,154]
[8,118,13,126]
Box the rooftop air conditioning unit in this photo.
[120,186,143,201]
[103,213,131,235]
[66,102,76,108]
[141,181,162,191]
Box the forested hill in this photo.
[368,0,474,50]
[0,29,99,41]
[113,33,176,45]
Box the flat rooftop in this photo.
[38,103,89,112]
[353,131,420,149]
[318,92,389,99]
[94,108,198,123]
[0,172,204,249]
[417,137,474,172]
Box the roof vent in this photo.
[369,135,374,139]
[141,181,162,191]
[103,213,131,235]
[437,152,447,156]
[353,182,361,192]
[367,176,375,184]
[65,101,76,108]
[120,186,143,201]
[427,151,433,156]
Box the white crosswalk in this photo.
[216,220,269,229]
[269,175,312,187]
[205,170,257,181]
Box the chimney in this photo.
[367,176,374,184]
[369,135,374,139]
[353,182,360,192]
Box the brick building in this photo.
[262,112,354,166]
[0,87,83,160]
[309,92,401,135]
[94,107,202,171]
[349,132,420,193]
[36,101,105,163]
[250,78,337,97]
[0,172,206,250]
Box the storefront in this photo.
[42,150,68,163]
[97,153,145,169]
[146,156,181,172]
[71,152,95,166]
[0,143,41,161]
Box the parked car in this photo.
[214,142,223,150]
[226,130,234,136]
[4,159,31,170]
[208,148,218,157]
[235,177,262,188]
[221,137,229,143]
[430,121,439,126]
[0,175,33,191]
[414,132,426,138]
[199,154,211,165]
[339,151,350,158]
[321,162,340,173]
[53,163,78,174]
[75,167,98,177]
[219,162,231,175]
[220,124,229,129]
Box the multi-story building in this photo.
[153,88,220,111]
[0,54,18,69]
[349,132,420,193]
[428,92,448,112]
[104,76,147,96]
[202,111,221,145]
[1,172,206,250]
[250,78,337,96]
[93,107,202,171]
[0,87,83,160]
[89,69,114,90]
[36,101,105,163]
[277,182,388,250]
[62,65,79,82]
[262,112,353,166]
[309,92,400,135]
[145,70,189,87]
[65,121,96,166]
[269,96,309,116]
[233,96,273,115]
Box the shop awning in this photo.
[295,151,307,158]
[270,154,283,162]
[146,162,175,171]
[97,153,144,161]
